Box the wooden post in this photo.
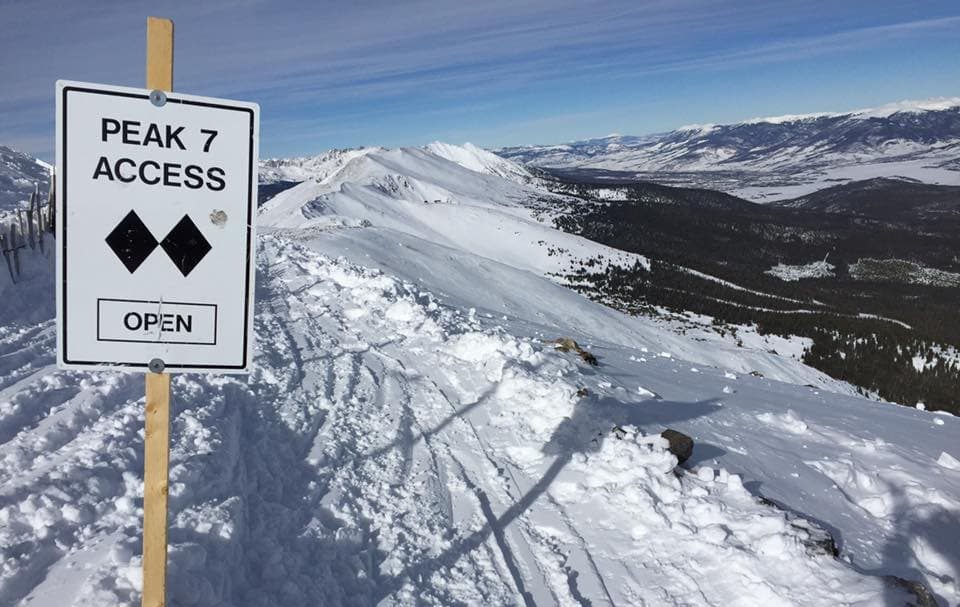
[142,16,174,607]
[27,190,36,250]
[0,233,12,282]
[143,371,171,607]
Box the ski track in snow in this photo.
[0,233,956,606]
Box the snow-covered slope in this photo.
[424,141,540,185]
[260,145,650,285]
[2,143,958,606]
[258,145,870,387]
[497,98,960,202]
[0,145,50,215]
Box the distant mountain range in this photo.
[496,98,960,202]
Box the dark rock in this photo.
[661,428,693,465]
[743,488,940,605]
[788,516,839,558]
[884,576,940,607]
[578,350,599,366]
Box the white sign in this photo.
[55,81,259,373]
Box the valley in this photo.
[539,174,960,414]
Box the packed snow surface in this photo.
[1,144,958,606]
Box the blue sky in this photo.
[3,0,960,160]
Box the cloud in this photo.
[3,0,959,158]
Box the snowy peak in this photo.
[424,141,537,184]
[742,97,960,126]
[850,96,960,118]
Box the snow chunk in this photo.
[757,410,809,434]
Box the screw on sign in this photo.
[54,16,259,607]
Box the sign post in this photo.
[54,16,259,607]
[143,19,173,607]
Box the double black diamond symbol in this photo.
[105,210,212,277]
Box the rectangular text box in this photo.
[97,299,217,345]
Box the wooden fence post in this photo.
[10,224,21,280]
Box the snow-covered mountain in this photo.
[261,142,541,188]
[0,145,50,215]
[259,146,383,184]
[2,143,957,606]
[497,98,960,202]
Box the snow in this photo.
[424,142,537,185]
[736,98,960,126]
[697,98,960,130]
[743,111,836,125]
[260,145,649,283]
[1,142,958,606]
[938,452,960,471]
[853,97,960,119]
[766,260,836,281]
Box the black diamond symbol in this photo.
[160,215,211,277]
[105,210,159,273]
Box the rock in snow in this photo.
[0,143,958,606]
[660,428,694,465]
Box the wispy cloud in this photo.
[3,1,959,158]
